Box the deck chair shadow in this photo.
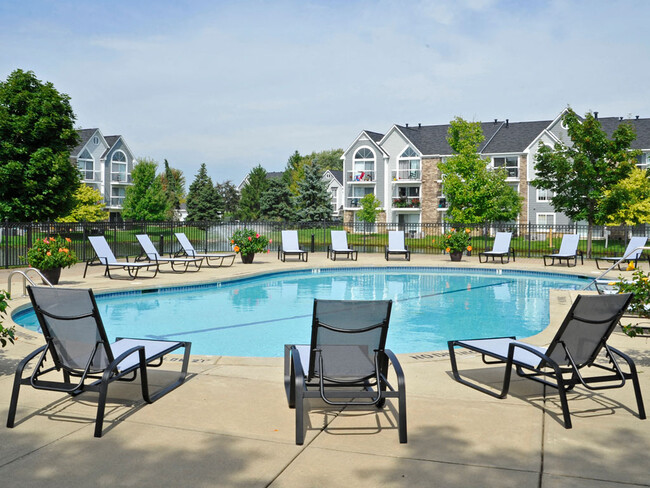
[385,231,410,261]
[6,286,191,437]
[543,234,583,267]
[136,234,203,272]
[595,236,648,270]
[327,230,358,261]
[278,230,308,262]
[448,293,645,428]
[84,235,160,279]
[174,232,235,267]
[478,232,515,264]
[284,299,406,444]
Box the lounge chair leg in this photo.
[295,392,304,445]
[95,380,109,437]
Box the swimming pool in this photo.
[14,267,591,357]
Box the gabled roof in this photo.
[101,135,121,159]
[482,120,552,153]
[70,128,100,156]
[597,117,650,150]
[394,122,504,155]
[322,169,343,185]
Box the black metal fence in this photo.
[1,220,648,268]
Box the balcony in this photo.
[347,170,375,182]
[391,169,421,181]
[111,173,132,184]
[392,197,420,209]
[109,197,125,208]
[346,197,363,208]
[79,170,101,183]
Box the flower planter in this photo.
[240,253,255,264]
[41,267,62,285]
[449,251,463,262]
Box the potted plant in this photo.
[25,235,77,284]
[230,228,271,263]
[441,227,472,261]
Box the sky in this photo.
[2,0,649,189]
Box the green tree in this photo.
[260,179,295,221]
[215,180,240,218]
[238,165,268,220]
[57,185,108,222]
[356,193,382,223]
[597,167,650,225]
[122,158,169,221]
[186,163,223,221]
[439,117,521,224]
[283,149,343,195]
[534,108,639,256]
[0,69,80,221]
[295,161,332,222]
[159,159,186,220]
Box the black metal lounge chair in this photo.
[278,230,308,262]
[284,299,406,444]
[595,236,648,270]
[136,234,203,272]
[448,293,645,429]
[84,235,160,279]
[174,232,236,267]
[327,230,358,261]
[6,286,191,437]
[385,231,410,261]
[543,234,583,267]
[478,232,515,264]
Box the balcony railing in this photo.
[109,197,125,207]
[392,197,421,209]
[346,197,363,208]
[391,169,421,181]
[347,170,375,182]
[79,170,101,182]
[111,173,132,183]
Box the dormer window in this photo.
[397,147,420,180]
[351,147,375,181]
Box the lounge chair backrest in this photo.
[388,231,406,251]
[136,234,161,260]
[331,231,350,251]
[558,234,579,255]
[282,230,300,252]
[308,299,392,382]
[544,293,632,368]
[88,235,117,264]
[491,232,512,253]
[27,286,114,373]
[623,236,647,259]
[174,233,197,257]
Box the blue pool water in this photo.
[13,267,591,357]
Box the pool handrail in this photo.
[584,245,650,292]
[7,269,52,296]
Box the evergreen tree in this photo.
[215,180,240,217]
[186,163,223,221]
[159,159,186,220]
[0,69,80,221]
[260,179,295,221]
[238,165,268,220]
[296,161,332,222]
[121,158,169,221]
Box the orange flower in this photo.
[467,245,472,252]
[231,239,235,244]
[65,237,71,243]
[445,247,451,253]
[465,228,471,234]
[46,251,51,256]
[234,245,240,253]
[450,228,455,233]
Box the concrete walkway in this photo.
[0,253,648,487]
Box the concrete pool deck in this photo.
[0,253,648,487]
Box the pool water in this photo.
[14,267,590,357]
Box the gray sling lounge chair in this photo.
[448,293,645,429]
[478,232,515,264]
[327,230,358,261]
[595,236,648,270]
[174,232,235,267]
[385,231,410,261]
[136,234,203,272]
[84,235,159,279]
[6,286,191,437]
[278,230,308,262]
[543,234,583,267]
[284,299,406,444]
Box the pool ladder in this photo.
[7,269,53,297]
[583,245,650,292]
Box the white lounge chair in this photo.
[84,235,159,279]
[385,231,410,261]
[478,232,514,264]
[543,234,583,267]
[328,230,358,261]
[278,230,308,262]
[595,236,648,270]
[174,232,235,267]
[136,234,203,272]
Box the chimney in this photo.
[505,119,509,128]
[620,117,623,121]
[636,115,640,120]
[405,123,408,128]
[594,111,598,120]
[418,123,421,128]
[494,119,498,124]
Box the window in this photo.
[77,149,95,181]
[111,151,128,182]
[348,186,373,207]
[536,213,555,230]
[352,147,375,181]
[93,136,99,145]
[493,156,518,178]
[636,153,649,171]
[536,188,553,202]
[397,146,421,179]
[111,187,126,207]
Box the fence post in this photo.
[159,234,164,255]
[527,222,532,258]
[3,219,8,269]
